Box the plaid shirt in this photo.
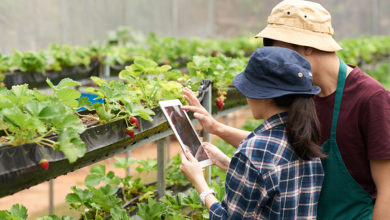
[209,113,324,219]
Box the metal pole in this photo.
[125,150,131,176]
[202,84,212,184]
[223,115,229,126]
[166,136,170,163]
[157,138,167,199]
[49,180,54,214]
[104,57,110,78]
[232,112,237,128]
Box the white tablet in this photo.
[159,99,212,168]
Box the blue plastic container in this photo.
[77,92,103,111]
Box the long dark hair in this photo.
[274,95,325,160]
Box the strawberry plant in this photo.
[0,53,12,74]
[166,154,190,187]
[83,76,155,125]
[119,57,186,108]
[0,204,28,220]
[66,184,125,219]
[11,50,48,74]
[0,79,86,163]
[187,55,247,110]
[46,43,93,71]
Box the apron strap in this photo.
[330,59,348,138]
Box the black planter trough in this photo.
[0,81,246,198]
[3,59,100,89]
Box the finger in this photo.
[180,151,189,164]
[194,111,207,119]
[182,89,201,106]
[183,94,200,106]
[181,106,207,116]
[184,149,197,163]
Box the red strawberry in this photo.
[126,128,135,138]
[211,50,218,57]
[216,99,224,110]
[129,117,139,129]
[217,92,221,97]
[39,159,49,170]
[162,60,169,65]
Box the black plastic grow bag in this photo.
[3,59,100,89]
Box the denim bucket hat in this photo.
[233,46,321,99]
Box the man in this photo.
[183,0,390,219]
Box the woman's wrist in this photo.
[222,156,231,170]
[213,120,224,136]
[194,178,209,194]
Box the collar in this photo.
[253,112,288,134]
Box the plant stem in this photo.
[75,111,99,121]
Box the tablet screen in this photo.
[163,105,209,162]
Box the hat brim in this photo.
[255,24,342,52]
[233,71,321,99]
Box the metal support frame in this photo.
[49,179,54,214]
[157,138,167,199]
[202,84,212,184]
[125,150,131,176]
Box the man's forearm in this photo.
[372,193,390,219]
[370,160,390,220]
[214,122,250,148]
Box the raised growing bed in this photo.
[0,82,246,198]
[3,59,100,89]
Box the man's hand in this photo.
[370,159,390,220]
[202,142,231,170]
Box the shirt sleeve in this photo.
[361,89,390,160]
[209,152,268,219]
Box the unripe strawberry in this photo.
[39,159,49,170]
[129,117,139,129]
[126,128,135,138]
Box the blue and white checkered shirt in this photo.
[209,112,324,219]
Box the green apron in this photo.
[317,59,374,219]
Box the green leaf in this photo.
[110,207,129,220]
[10,204,28,220]
[84,174,103,187]
[77,97,94,110]
[90,76,107,86]
[11,84,32,97]
[90,164,106,176]
[113,157,138,169]
[46,79,55,91]
[24,100,45,117]
[65,193,82,204]
[93,103,114,122]
[58,128,86,163]
[55,78,81,90]
[56,89,81,108]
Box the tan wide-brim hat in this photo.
[256,0,342,52]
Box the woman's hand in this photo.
[180,150,208,192]
[203,142,231,171]
[181,88,221,134]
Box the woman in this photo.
[180,47,325,219]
